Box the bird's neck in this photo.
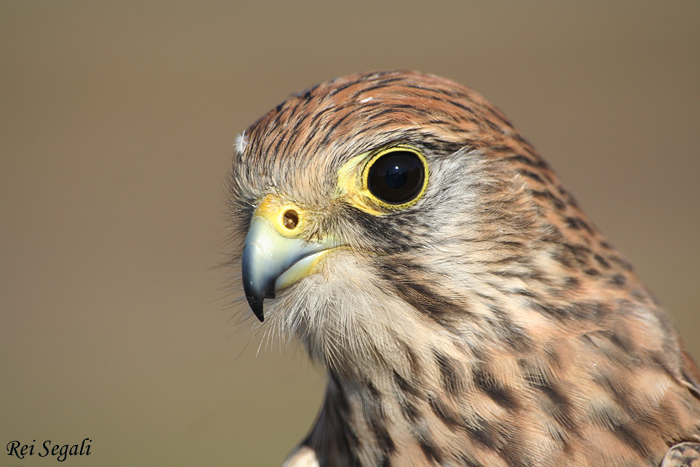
[299,296,700,467]
[302,371,406,467]
[302,341,523,467]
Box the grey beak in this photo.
[241,216,336,321]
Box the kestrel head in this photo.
[228,71,700,467]
[228,70,655,373]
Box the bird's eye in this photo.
[366,149,427,206]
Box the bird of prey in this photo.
[227,71,700,467]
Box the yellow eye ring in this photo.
[336,145,429,215]
[362,145,428,209]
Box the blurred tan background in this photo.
[0,2,698,466]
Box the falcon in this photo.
[227,71,700,466]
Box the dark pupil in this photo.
[368,151,424,204]
[385,165,408,189]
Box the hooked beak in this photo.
[241,198,337,321]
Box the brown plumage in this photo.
[228,71,700,466]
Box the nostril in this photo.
[282,209,299,230]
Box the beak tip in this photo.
[246,295,265,323]
[243,278,270,322]
[247,296,265,322]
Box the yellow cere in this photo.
[254,195,306,238]
[336,145,429,215]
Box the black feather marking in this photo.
[523,368,578,437]
[488,305,534,353]
[472,362,520,411]
[360,380,395,458]
[466,416,531,467]
[380,260,473,329]
[597,406,652,459]
[516,169,544,184]
[608,274,627,287]
[433,348,463,396]
[427,394,461,429]
[506,154,547,168]
[413,425,443,464]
